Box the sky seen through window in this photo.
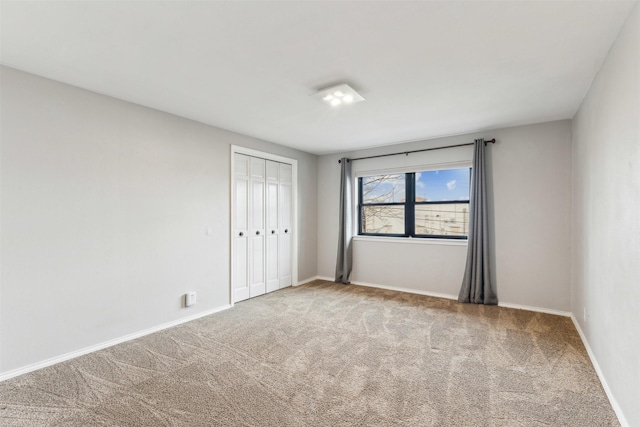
[362,168,470,203]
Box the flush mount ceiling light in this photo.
[313,83,365,107]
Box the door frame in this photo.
[230,145,298,306]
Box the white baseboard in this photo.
[352,280,459,301]
[316,276,572,316]
[570,315,629,427]
[0,304,231,382]
[498,301,571,317]
[296,275,323,286]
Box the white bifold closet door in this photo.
[265,160,280,293]
[233,154,293,303]
[248,157,266,298]
[278,163,292,288]
[233,154,251,303]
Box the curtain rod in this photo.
[338,139,495,163]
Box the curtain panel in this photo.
[458,139,498,305]
[335,158,353,284]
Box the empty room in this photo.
[1,1,638,426]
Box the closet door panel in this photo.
[279,162,292,183]
[249,235,265,297]
[249,157,266,297]
[279,163,293,288]
[266,160,279,181]
[266,161,280,293]
[266,232,279,293]
[267,183,279,231]
[235,178,248,232]
[233,237,249,301]
[279,233,291,288]
[233,154,250,302]
[249,157,266,298]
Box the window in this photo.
[358,167,470,239]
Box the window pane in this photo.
[361,206,405,234]
[362,174,406,203]
[415,203,469,236]
[415,168,470,202]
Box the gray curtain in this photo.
[335,158,353,284]
[458,139,498,304]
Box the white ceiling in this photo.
[1,1,635,155]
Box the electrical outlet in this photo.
[583,307,587,322]
[185,292,197,307]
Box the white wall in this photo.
[0,66,317,374]
[318,120,572,312]
[571,3,639,425]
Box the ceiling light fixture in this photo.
[313,83,365,107]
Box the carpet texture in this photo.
[0,280,618,426]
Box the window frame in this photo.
[357,168,471,240]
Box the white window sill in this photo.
[352,235,468,246]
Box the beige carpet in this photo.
[0,280,618,426]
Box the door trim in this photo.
[230,145,298,306]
